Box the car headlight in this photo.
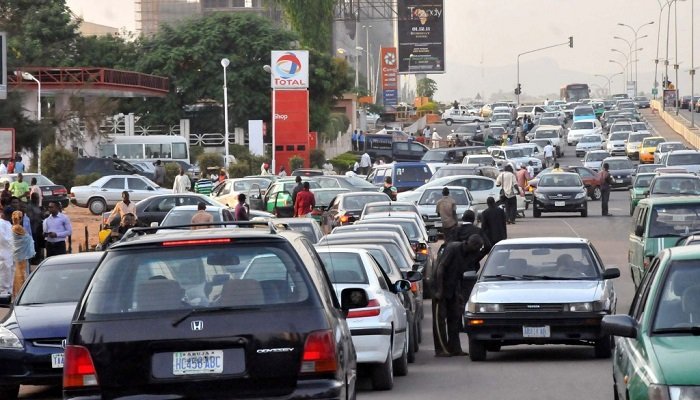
[467,303,503,313]
[0,326,23,349]
[575,191,586,199]
[567,302,593,312]
[648,385,671,400]
[668,386,700,400]
[535,192,546,200]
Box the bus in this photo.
[98,135,190,164]
[560,84,591,103]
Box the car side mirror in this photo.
[603,267,621,279]
[602,315,638,339]
[462,271,478,282]
[0,293,11,307]
[404,270,423,282]
[643,190,649,197]
[150,222,159,227]
[340,288,369,312]
[427,228,438,242]
[393,280,412,293]
[635,225,644,237]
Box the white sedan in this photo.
[70,175,171,215]
[315,247,411,391]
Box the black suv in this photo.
[64,222,365,399]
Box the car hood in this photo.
[4,303,78,340]
[536,185,585,194]
[649,336,700,385]
[570,129,595,136]
[609,169,635,175]
[471,280,601,303]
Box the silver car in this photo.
[70,175,171,215]
[414,186,473,230]
[463,237,620,361]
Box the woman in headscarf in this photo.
[12,210,35,297]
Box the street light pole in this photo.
[516,37,574,105]
[692,0,696,127]
[609,60,627,93]
[613,36,633,82]
[362,25,372,94]
[618,21,654,97]
[221,58,230,170]
[611,48,630,82]
[263,65,275,174]
[19,72,41,173]
[674,0,680,114]
[654,1,670,98]
[594,73,622,97]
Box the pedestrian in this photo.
[516,163,531,191]
[436,187,458,242]
[10,173,30,202]
[234,194,249,221]
[382,176,397,201]
[7,158,15,174]
[353,161,359,173]
[431,129,442,149]
[423,125,431,139]
[42,201,72,257]
[218,169,228,183]
[0,207,14,297]
[26,193,44,265]
[10,197,32,236]
[194,176,214,196]
[0,160,6,174]
[543,142,554,168]
[359,152,372,175]
[12,210,34,298]
[279,165,288,177]
[261,162,271,176]
[291,175,303,205]
[323,159,334,174]
[172,167,191,193]
[351,129,358,151]
[526,160,535,178]
[552,162,564,172]
[1,182,12,205]
[358,131,365,151]
[496,164,518,224]
[153,160,166,186]
[14,157,24,174]
[598,162,613,216]
[294,182,315,217]
[432,233,484,357]
[107,191,136,226]
[480,196,507,245]
[190,202,214,230]
[29,177,42,207]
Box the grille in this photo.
[547,195,572,200]
[504,303,565,312]
[32,338,64,348]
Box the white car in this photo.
[582,150,611,171]
[631,121,651,134]
[533,127,564,157]
[606,131,631,157]
[414,186,473,229]
[575,134,606,157]
[654,141,686,164]
[360,201,420,220]
[567,120,603,145]
[157,205,234,227]
[488,146,543,174]
[463,154,497,166]
[315,247,410,390]
[70,175,171,215]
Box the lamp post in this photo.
[609,60,627,93]
[655,1,672,98]
[19,71,41,173]
[613,36,633,82]
[611,48,630,82]
[594,73,622,97]
[691,0,696,127]
[221,58,230,170]
[516,37,574,105]
[362,25,372,94]
[263,64,276,174]
[618,22,654,97]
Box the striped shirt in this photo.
[194,179,214,196]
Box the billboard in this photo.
[0,128,15,159]
[380,47,399,107]
[397,0,445,74]
[270,50,309,89]
[0,32,6,100]
[274,89,310,171]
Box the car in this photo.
[130,193,222,227]
[320,192,391,234]
[572,105,596,122]
[536,117,565,129]
[313,247,411,390]
[63,222,363,400]
[449,123,486,143]
[631,121,651,134]
[432,164,499,180]
[359,201,420,220]
[290,168,325,177]
[625,132,653,160]
[366,162,433,192]
[414,186,473,230]
[210,178,273,208]
[73,157,153,181]
[654,141,686,164]
[310,175,378,192]
[638,137,666,164]
[603,157,636,189]
[646,173,700,198]
[306,188,351,223]
[680,95,700,109]
[488,146,543,174]
[463,237,620,361]
[662,149,700,174]
[441,108,486,125]
[634,163,664,175]
[633,95,651,108]
[421,146,489,168]
[516,105,545,121]
[511,143,545,163]
[69,175,171,215]
[532,172,588,217]
[270,218,325,243]
[491,112,513,128]
[582,150,611,171]
[567,120,603,146]
[575,134,605,157]
[605,131,631,157]
[603,246,700,400]
[629,173,656,215]
[0,252,103,400]
[157,205,234,227]
[462,154,497,167]
[0,173,69,209]
[262,178,321,214]
[398,175,499,214]
[526,166,601,201]
[532,127,564,157]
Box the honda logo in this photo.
[191,321,204,331]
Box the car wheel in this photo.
[445,119,453,126]
[407,322,416,363]
[581,205,588,217]
[591,186,602,200]
[88,197,107,215]
[533,207,541,218]
[594,335,613,358]
[468,336,487,361]
[0,385,19,400]
[393,332,409,376]
[371,342,394,390]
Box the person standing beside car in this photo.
[436,187,458,242]
[294,182,315,217]
[382,176,398,201]
[172,167,191,193]
[191,202,214,229]
[480,196,507,245]
[9,173,30,202]
[543,142,554,168]
[598,162,613,216]
[292,176,303,205]
[496,165,518,224]
[42,201,72,257]
[29,177,42,207]
[153,160,166,186]
[233,194,249,221]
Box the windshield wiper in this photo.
[653,326,700,335]
[650,233,683,238]
[521,274,587,280]
[172,305,261,327]
[482,274,522,280]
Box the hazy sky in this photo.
[66,0,699,99]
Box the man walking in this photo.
[543,142,554,168]
[359,152,372,175]
[436,187,458,242]
[172,167,191,193]
[291,176,303,205]
[42,201,72,257]
[496,164,518,224]
[294,182,316,217]
[598,162,613,216]
[456,210,491,255]
[431,129,442,149]
[153,160,166,186]
[480,196,507,245]
[351,129,358,152]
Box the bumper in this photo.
[610,176,633,188]
[464,312,607,344]
[534,198,587,213]
[608,147,626,156]
[0,348,63,386]
[639,152,655,163]
[350,331,392,364]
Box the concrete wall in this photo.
[651,100,700,149]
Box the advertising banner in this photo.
[380,47,399,107]
[274,89,310,170]
[663,89,678,110]
[270,50,309,89]
[0,128,15,159]
[397,0,445,74]
[248,120,264,156]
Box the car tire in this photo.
[591,186,602,200]
[0,385,19,400]
[594,335,613,359]
[371,342,394,390]
[533,207,541,218]
[394,333,409,376]
[445,119,453,126]
[88,197,107,215]
[581,208,588,217]
[407,323,416,363]
[468,336,487,361]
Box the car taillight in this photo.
[63,345,98,388]
[417,243,429,255]
[53,188,68,195]
[300,330,337,374]
[347,299,381,318]
[410,282,419,293]
[339,215,349,223]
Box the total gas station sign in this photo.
[270,50,309,89]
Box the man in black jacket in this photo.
[480,196,507,245]
[291,176,303,205]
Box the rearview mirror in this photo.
[462,271,478,282]
[404,270,423,282]
[393,280,412,293]
[341,288,369,311]
[601,315,638,338]
[150,222,159,227]
[603,268,621,280]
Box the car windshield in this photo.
[82,243,312,318]
[516,147,534,156]
[572,121,594,129]
[651,177,700,195]
[313,190,348,206]
[586,152,610,162]
[536,130,557,138]
[579,136,600,143]
[494,114,510,120]
[419,189,469,205]
[504,149,525,158]
[633,175,654,188]
[342,195,391,211]
[517,106,534,112]
[465,156,494,165]
[481,243,599,280]
[643,138,664,147]
[539,118,560,126]
[574,107,594,116]
[632,123,649,131]
[648,204,700,238]
[628,133,651,143]
[531,139,551,147]
[395,165,432,183]
[433,167,478,179]
[422,149,451,162]
[637,165,662,174]
[363,203,415,214]
[317,253,369,284]
[609,132,630,141]
[18,261,98,305]
[606,160,634,170]
[538,174,582,187]
[667,153,700,166]
[610,125,632,133]
[232,179,270,192]
[162,210,222,226]
[652,261,700,333]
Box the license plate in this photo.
[615,179,623,183]
[523,326,550,338]
[173,350,224,375]
[51,353,64,368]
[554,201,565,207]
[42,191,52,196]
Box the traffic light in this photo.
[514,83,522,95]
[569,36,574,48]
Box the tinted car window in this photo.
[419,189,468,205]
[395,166,432,183]
[19,262,97,304]
[317,253,369,284]
[648,204,700,237]
[128,177,149,191]
[102,178,125,189]
[162,210,221,226]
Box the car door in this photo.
[629,205,649,287]
[127,177,156,201]
[393,142,410,161]
[322,197,340,234]
[139,197,176,225]
[99,177,127,205]
[409,142,428,161]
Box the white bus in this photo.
[98,135,190,164]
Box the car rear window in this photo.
[648,204,700,238]
[162,210,221,226]
[19,262,97,305]
[81,243,313,318]
[317,253,369,284]
[572,121,594,129]
[364,204,416,214]
[341,194,390,211]
[419,189,469,205]
[395,166,432,183]
[667,153,700,166]
[432,167,479,179]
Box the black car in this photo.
[133,193,222,226]
[74,157,153,180]
[421,146,489,165]
[64,222,364,400]
[533,172,588,217]
[320,192,391,234]
[603,157,636,188]
[0,173,69,209]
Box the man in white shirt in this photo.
[543,143,554,168]
[431,129,442,149]
[496,165,518,224]
[172,168,191,193]
[359,152,371,175]
[0,160,6,174]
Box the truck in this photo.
[441,108,487,126]
[364,134,429,163]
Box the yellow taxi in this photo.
[638,136,666,164]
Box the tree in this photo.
[278,0,334,52]
[417,78,438,99]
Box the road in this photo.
[15,109,682,399]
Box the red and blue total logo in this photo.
[275,52,302,79]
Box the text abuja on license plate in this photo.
[173,350,224,375]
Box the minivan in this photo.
[367,162,433,192]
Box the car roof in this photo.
[667,150,700,155]
[639,196,700,206]
[365,201,416,207]
[39,252,104,264]
[496,237,590,245]
[652,173,698,179]
[603,156,631,161]
[422,185,468,192]
[665,245,700,261]
[314,246,369,255]
[169,205,227,211]
[111,226,305,249]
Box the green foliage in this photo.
[417,78,438,99]
[365,103,384,115]
[330,152,359,172]
[228,161,251,178]
[309,149,325,168]
[289,156,304,171]
[163,163,181,188]
[278,0,334,52]
[190,145,205,163]
[417,102,438,112]
[72,35,141,69]
[308,53,353,138]
[41,145,76,189]
[197,152,224,174]
[74,173,102,187]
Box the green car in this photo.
[263,179,320,214]
[628,173,655,215]
[591,101,606,118]
[603,246,700,400]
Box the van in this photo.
[74,157,153,180]
[421,146,488,169]
[629,197,700,287]
[367,162,433,192]
[363,134,428,163]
